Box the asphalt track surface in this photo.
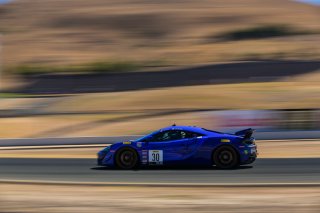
[0,158,319,184]
[10,60,320,94]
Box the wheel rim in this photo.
[119,150,136,168]
[218,150,233,166]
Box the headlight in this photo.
[102,146,111,152]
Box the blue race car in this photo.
[97,125,257,169]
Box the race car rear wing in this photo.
[234,128,255,139]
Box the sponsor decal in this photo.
[142,150,148,164]
[123,141,131,145]
[244,150,249,155]
[137,142,143,148]
[221,139,230,143]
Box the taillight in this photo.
[243,138,255,145]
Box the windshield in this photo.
[134,131,158,142]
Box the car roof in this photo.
[159,125,222,136]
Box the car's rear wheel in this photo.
[115,147,139,169]
[213,146,239,169]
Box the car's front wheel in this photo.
[213,146,239,169]
[115,147,139,169]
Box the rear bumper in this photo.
[239,143,257,165]
[241,153,257,165]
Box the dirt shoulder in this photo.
[0,184,319,213]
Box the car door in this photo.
[146,130,187,165]
[183,131,204,156]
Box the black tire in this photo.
[213,146,239,169]
[115,147,139,169]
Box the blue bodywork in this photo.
[97,125,257,167]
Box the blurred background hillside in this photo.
[1,3,320,213]
[0,0,319,70]
[0,0,319,138]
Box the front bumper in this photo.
[97,157,104,166]
[97,151,107,166]
[97,151,114,166]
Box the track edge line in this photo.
[1,179,320,187]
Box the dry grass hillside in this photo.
[0,0,319,70]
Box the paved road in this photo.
[9,60,320,94]
[0,158,319,184]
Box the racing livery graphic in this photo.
[97,125,257,169]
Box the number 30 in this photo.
[152,153,160,161]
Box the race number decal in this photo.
[148,150,163,165]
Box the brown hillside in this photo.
[0,0,319,69]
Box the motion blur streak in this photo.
[1,185,319,213]
[0,0,319,212]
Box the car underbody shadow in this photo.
[91,165,253,171]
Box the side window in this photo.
[150,131,170,142]
[169,130,183,141]
[149,130,203,142]
[150,130,184,142]
[182,131,203,139]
